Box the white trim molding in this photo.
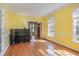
[1,44,9,56]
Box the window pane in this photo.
[48,17,54,36]
[73,8,79,43]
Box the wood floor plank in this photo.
[4,40,79,56]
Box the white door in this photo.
[0,10,1,55]
[0,10,4,55]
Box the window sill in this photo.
[73,40,79,43]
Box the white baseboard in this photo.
[1,44,10,56]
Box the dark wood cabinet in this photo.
[10,29,30,45]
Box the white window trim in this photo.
[48,17,55,37]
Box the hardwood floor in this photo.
[4,39,79,56]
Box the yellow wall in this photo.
[5,11,25,29]
[5,11,42,29]
[42,4,79,52]
[16,15,42,29]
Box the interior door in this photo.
[0,12,1,54]
[0,10,4,55]
[37,23,40,38]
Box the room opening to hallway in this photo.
[28,22,42,41]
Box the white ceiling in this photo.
[6,3,68,17]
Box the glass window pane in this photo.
[73,8,79,43]
[48,17,54,36]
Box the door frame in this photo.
[28,21,42,39]
[0,9,5,55]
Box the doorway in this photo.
[0,10,5,55]
[37,23,42,39]
[28,22,42,40]
[28,22,36,41]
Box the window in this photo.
[73,8,79,43]
[48,17,55,36]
